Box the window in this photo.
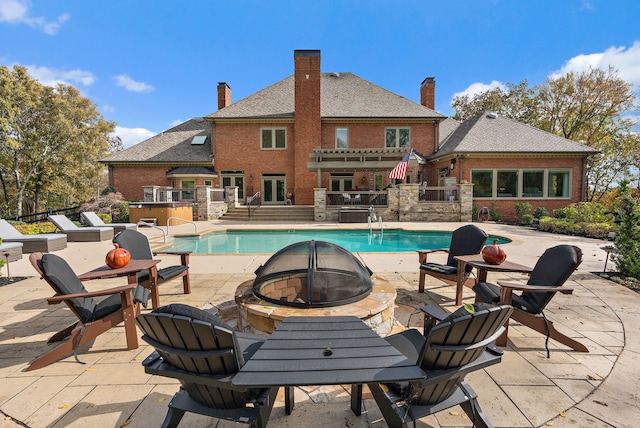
[472,170,493,197]
[548,170,570,197]
[523,171,544,197]
[385,128,410,148]
[471,168,571,198]
[204,180,212,186]
[261,128,286,149]
[497,171,518,198]
[180,180,195,201]
[330,175,354,192]
[336,128,348,148]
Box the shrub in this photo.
[520,214,534,225]
[514,202,532,223]
[12,221,58,235]
[101,186,117,195]
[612,191,640,277]
[118,202,130,222]
[489,202,502,222]
[554,208,568,218]
[533,207,550,219]
[472,204,478,220]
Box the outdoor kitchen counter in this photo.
[232,315,425,416]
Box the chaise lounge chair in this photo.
[136,304,277,428]
[0,219,68,253]
[368,303,513,428]
[80,211,136,233]
[472,244,588,355]
[48,215,114,242]
[417,224,488,292]
[27,252,149,371]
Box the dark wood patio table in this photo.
[232,315,425,416]
[453,255,533,305]
[78,259,162,308]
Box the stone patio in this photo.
[0,221,637,427]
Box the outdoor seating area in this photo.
[48,215,114,242]
[0,221,635,427]
[0,219,68,253]
[80,211,137,232]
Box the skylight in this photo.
[191,135,207,145]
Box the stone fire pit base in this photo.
[235,275,397,336]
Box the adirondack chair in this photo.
[136,304,277,428]
[28,252,149,371]
[417,224,488,292]
[113,229,191,304]
[473,245,587,354]
[368,304,513,428]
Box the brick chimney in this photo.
[293,50,321,204]
[420,77,435,110]
[217,82,231,110]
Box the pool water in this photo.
[161,229,510,254]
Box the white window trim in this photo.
[471,168,572,199]
[385,127,411,148]
[261,128,287,150]
[336,128,348,149]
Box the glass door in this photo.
[222,174,245,201]
[262,175,286,205]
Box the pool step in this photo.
[220,205,315,222]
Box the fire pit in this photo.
[235,240,396,335]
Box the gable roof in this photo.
[431,111,599,160]
[102,118,212,164]
[208,73,445,120]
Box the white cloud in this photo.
[169,118,184,128]
[113,126,156,148]
[452,80,505,101]
[24,64,96,87]
[113,74,155,93]
[551,41,640,88]
[0,0,69,35]
[101,104,115,113]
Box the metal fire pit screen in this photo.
[252,240,373,308]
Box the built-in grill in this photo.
[252,240,373,308]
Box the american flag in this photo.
[388,152,411,180]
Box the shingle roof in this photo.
[102,119,212,163]
[431,111,599,159]
[208,73,445,120]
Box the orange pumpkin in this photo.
[481,239,507,265]
[106,243,131,269]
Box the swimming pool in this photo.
[161,229,511,254]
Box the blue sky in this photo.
[1,0,639,148]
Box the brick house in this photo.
[102,49,598,221]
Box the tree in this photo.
[451,67,640,200]
[0,65,115,217]
[612,183,640,277]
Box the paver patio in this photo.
[0,221,637,427]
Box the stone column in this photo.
[314,188,326,221]
[459,183,474,221]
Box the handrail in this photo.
[246,191,261,218]
[136,221,167,243]
[367,206,383,234]
[166,217,198,235]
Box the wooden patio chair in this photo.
[368,303,513,428]
[27,252,149,371]
[113,229,191,300]
[136,304,277,428]
[472,245,588,355]
[417,224,488,292]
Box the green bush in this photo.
[533,207,550,219]
[521,214,534,225]
[612,191,640,277]
[538,217,614,238]
[118,202,130,222]
[554,208,568,218]
[514,202,532,223]
[472,204,478,220]
[12,221,58,234]
[101,186,117,195]
[97,213,112,224]
[489,202,502,222]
